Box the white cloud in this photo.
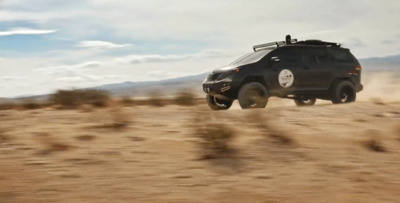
[0,28,57,36]
[77,40,133,49]
[1,76,27,80]
[113,49,225,64]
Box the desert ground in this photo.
[1,71,400,202]
[1,96,400,202]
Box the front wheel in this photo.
[331,81,356,104]
[294,97,316,106]
[238,82,269,109]
[206,95,233,110]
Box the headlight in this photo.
[217,69,239,80]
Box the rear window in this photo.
[330,49,354,63]
[306,48,329,64]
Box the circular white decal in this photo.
[278,69,294,88]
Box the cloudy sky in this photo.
[0,0,399,97]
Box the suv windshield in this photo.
[230,49,273,66]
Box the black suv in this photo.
[202,35,363,110]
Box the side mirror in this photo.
[271,56,280,63]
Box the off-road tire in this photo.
[331,81,356,104]
[206,95,233,110]
[294,97,316,106]
[238,82,269,109]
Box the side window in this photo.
[307,49,329,65]
[330,49,354,63]
[275,49,303,64]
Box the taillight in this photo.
[355,66,362,71]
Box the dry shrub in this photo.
[365,139,386,152]
[0,128,10,143]
[191,110,236,159]
[146,90,165,107]
[247,110,294,145]
[75,135,96,141]
[363,130,386,152]
[50,89,110,108]
[120,96,135,107]
[174,91,196,106]
[79,104,94,113]
[0,103,16,111]
[21,101,42,110]
[195,123,236,159]
[91,107,132,130]
[36,136,72,155]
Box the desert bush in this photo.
[35,136,72,155]
[50,89,110,108]
[0,128,10,143]
[75,134,96,141]
[120,96,135,107]
[146,90,165,107]
[0,102,16,111]
[246,110,294,145]
[363,130,387,152]
[192,110,236,159]
[91,107,132,130]
[174,91,196,106]
[21,101,42,110]
[364,138,386,152]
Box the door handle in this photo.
[303,66,310,70]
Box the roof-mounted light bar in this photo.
[253,39,297,51]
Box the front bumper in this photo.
[203,81,232,95]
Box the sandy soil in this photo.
[1,98,400,203]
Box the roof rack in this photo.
[253,39,297,51]
[295,40,341,47]
[253,35,342,51]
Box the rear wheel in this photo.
[294,97,316,106]
[331,81,356,104]
[206,95,233,110]
[238,82,269,109]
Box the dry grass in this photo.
[0,102,16,111]
[146,90,165,107]
[50,89,110,108]
[21,101,42,110]
[0,128,10,143]
[365,139,386,152]
[195,123,236,159]
[191,110,236,159]
[363,130,387,152]
[75,135,96,141]
[247,110,294,145]
[36,136,72,155]
[120,96,135,107]
[174,90,196,106]
[91,107,132,130]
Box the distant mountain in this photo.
[96,72,208,97]
[360,54,400,71]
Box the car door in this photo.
[265,47,305,94]
[302,47,334,90]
